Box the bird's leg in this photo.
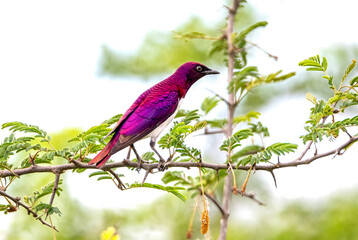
[131,144,146,171]
[126,146,131,160]
[150,138,166,171]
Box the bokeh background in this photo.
[1,0,358,239]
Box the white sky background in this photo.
[1,0,358,235]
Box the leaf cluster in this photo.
[23,180,63,217]
[237,142,297,166]
[218,123,297,166]
[300,55,358,143]
[162,170,227,199]
[159,110,206,162]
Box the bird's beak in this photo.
[203,69,220,75]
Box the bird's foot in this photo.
[157,156,173,171]
[157,158,168,171]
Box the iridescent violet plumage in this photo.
[89,62,219,168]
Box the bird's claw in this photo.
[136,159,149,172]
[157,159,168,171]
[157,157,173,171]
[157,161,166,171]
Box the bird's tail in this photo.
[89,132,120,168]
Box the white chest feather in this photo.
[147,99,184,140]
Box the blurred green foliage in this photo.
[99,4,257,78]
[226,192,358,240]
[100,17,222,77]
[7,186,358,239]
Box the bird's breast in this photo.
[147,98,184,140]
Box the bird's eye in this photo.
[196,65,203,72]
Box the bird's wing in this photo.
[109,90,179,153]
[105,88,151,138]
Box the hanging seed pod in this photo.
[201,209,209,235]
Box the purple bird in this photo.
[89,62,219,168]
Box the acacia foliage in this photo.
[1,54,357,233]
[1,4,358,237]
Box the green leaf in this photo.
[228,66,259,93]
[349,76,358,86]
[182,110,200,125]
[102,114,123,125]
[298,59,322,68]
[299,55,327,73]
[0,204,11,212]
[141,152,155,161]
[238,142,297,166]
[249,122,269,137]
[176,144,201,162]
[342,59,357,82]
[97,176,113,181]
[266,143,297,155]
[173,31,214,41]
[233,111,261,124]
[129,182,186,202]
[33,180,63,202]
[33,203,62,217]
[200,96,220,115]
[89,171,108,178]
[220,129,253,152]
[2,122,48,139]
[246,70,295,91]
[0,133,46,161]
[231,145,264,161]
[192,121,207,132]
[209,39,226,56]
[206,119,227,129]
[306,92,317,104]
[162,171,192,185]
[47,206,62,216]
[169,190,187,202]
[322,57,328,71]
[174,109,187,118]
[236,21,268,43]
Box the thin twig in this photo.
[141,168,151,186]
[238,191,265,206]
[197,129,225,136]
[0,189,58,231]
[198,189,226,217]
[206,88,230,105]
[296,141,313,161]
[107,169,126,190]
[48,215,57,240]
[48,173,60,206]
[269,170,277,188]
[246,40,278,61]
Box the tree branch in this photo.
[219,1,242,239]
[0,136,356,178]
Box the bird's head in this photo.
[176,62,219,89]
